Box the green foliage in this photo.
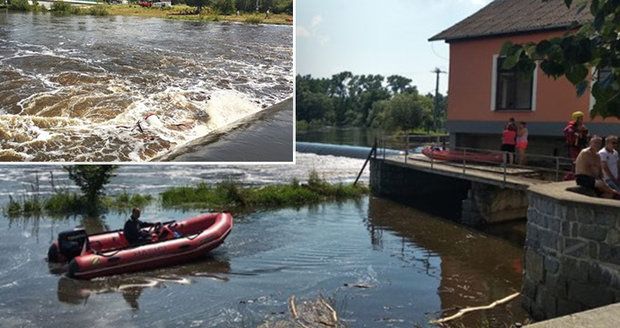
[104,191,153,209]
[44,192,83,215]
[160,172,369,210]
[87,5,109,16]
[64,165,118,203]
[51,1,81,14]
[296,73,446,131]
[8,0,32,11]
[502,0,620,118]
[211,0,235,14]
[244,14,263,24]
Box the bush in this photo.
[8,0,31,11]
[244,14,263,24]
[51,1,81,14]
[211,0,235,15]
[64,165,118,203]
[87,5,109,16]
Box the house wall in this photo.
[446,30,620,148]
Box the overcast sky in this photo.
[296,0,493,95]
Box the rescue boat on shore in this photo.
[47,213,233,280]
[422,146,504,164]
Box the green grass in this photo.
[4,191,153,217]
[161,171,369,211]
[50,1,81,15]
[244,14,263,24]
[86,5,109,16]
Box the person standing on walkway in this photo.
[501,120,517,164]
[564,111,588,161]
[516,121,528,165]
[599,135,620,192]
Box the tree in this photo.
[387,75,415,94]
[383,93,433,131]
[65,165,118,204]
[501,0,620,118]
[211,0,236,15]
[186,0,208,13]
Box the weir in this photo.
[369,149,620,322]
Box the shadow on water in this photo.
[56,256,231,310]
[365,197,529,326]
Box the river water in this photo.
[0,12,292,161]
[0,151,529,327]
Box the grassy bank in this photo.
[5,172,367,217]
[5,3,292,25]
[107,5,292,25]
[161,173,369,210]
[5,191,153,217]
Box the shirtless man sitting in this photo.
[575,136,620,199]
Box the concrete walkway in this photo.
[383,154,546,190]
[525,302,620,328]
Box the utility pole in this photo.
[432,67,447,132]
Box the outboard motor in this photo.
[48,229,88,263]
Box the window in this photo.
[492,56,535,111]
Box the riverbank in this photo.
[3,4,293,25]
[4,172,368,217]
[109,5,292,25]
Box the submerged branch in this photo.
[430,292,520,325]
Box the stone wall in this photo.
[523,181,620,321]
[370,159,471,202]
[461,182,528,225]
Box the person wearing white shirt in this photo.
[599,135,620,192]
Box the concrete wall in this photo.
[522,181,620,321]
[370,159,471,203]
[370,159,527,225]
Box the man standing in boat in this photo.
[124,208,157,246]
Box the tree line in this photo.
[296,72,447,132]
[182,0,293,15]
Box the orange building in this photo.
[430,0,619,156]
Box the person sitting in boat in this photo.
[575,136,620,199]
[123,208,158,246]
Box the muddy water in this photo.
[0,12,292,161]
[0,154,528,327]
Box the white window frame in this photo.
[490,54,538,112]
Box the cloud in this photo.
[311,15,323,28]
[297,15,329,45]
[297,26,311,37]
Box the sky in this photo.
[296,0,493,95]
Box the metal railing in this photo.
[377,134,574,184]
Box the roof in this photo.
[429,0,592,42]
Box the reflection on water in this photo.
[0,156,528,327]
[0,12,292,161]
[0,197,528,327]
[56,256,231,309]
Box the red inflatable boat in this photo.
[48,213,233,280]
[422,147,504,164]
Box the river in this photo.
[0,150,529,327]
[0,11,292,161]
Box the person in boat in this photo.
[500,120,517,164]
[123,208,158,246]
[599,135,620,192]
[564,111,588,161]
[575,136,620,199]
[516,121,528,165]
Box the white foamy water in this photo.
[0,13,293,162]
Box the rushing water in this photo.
[0,12,292,161]
[0,152,528,327]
